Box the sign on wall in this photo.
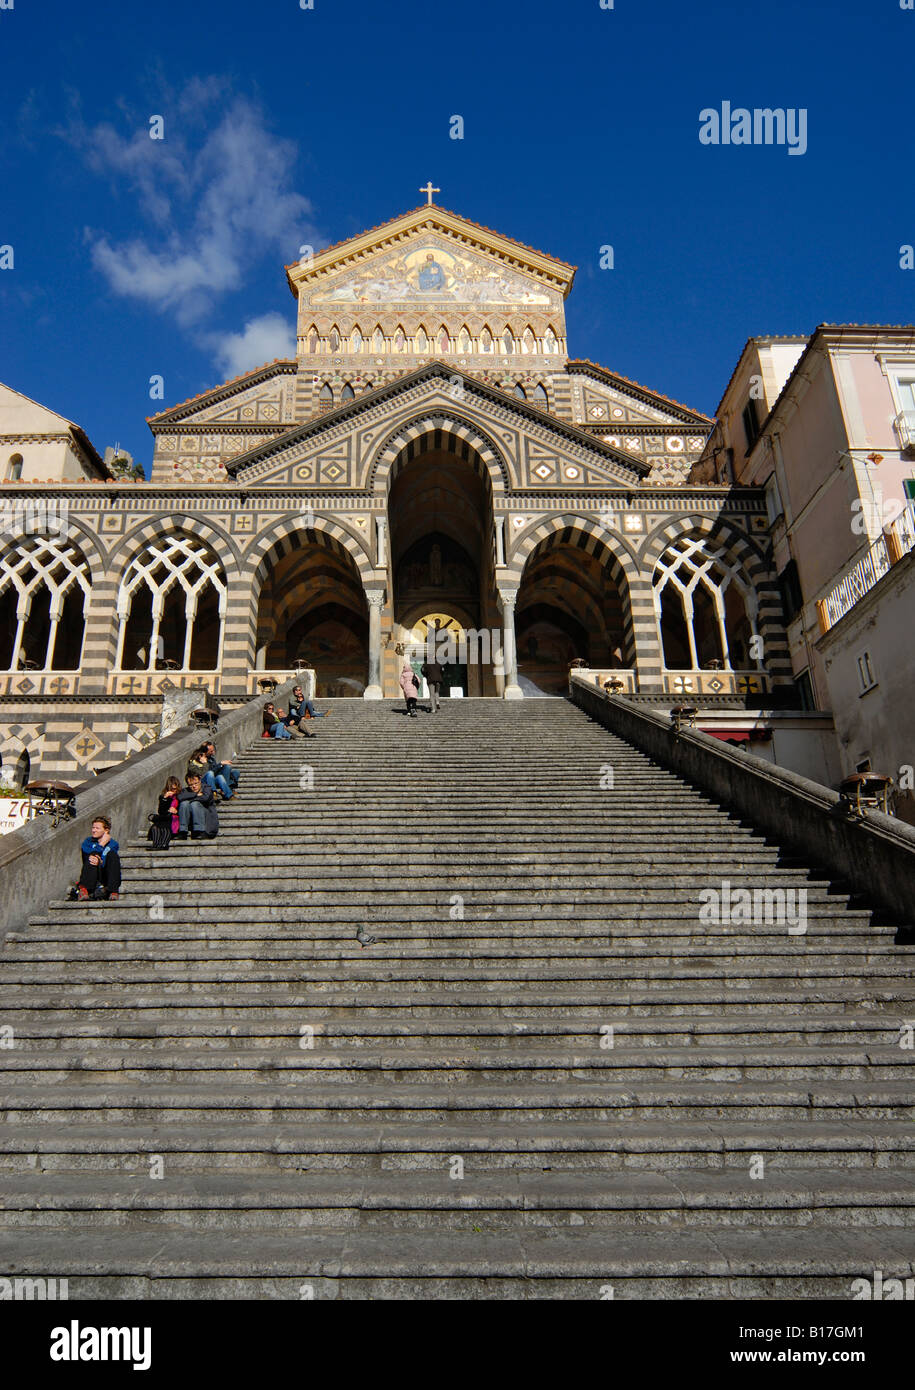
[0,798,31,836]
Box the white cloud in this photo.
[209,312,296,379]
[75,91,318,335]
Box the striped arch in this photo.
[0,730,42,787]
[107,514,239,575]
[640,514,792,683]
[505,514,641,589]
[227,515,375,680]
[507,515,645,672]
[369,413,510,497]
[244,515,374,590]
[80,517,237,677]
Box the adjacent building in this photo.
[693,325,915,819]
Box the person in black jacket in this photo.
[176,773,219,840]
[421,656,444,713]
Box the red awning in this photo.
[702,728,752,743]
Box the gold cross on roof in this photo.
[419,182,440,205]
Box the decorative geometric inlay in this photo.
[673,677,693,693]
[66,727,104,765]
[668,437,684,452]
[534,464,553,480]
[16,677,35,693]
[588,405,607,419]
[564,466,581,480]
[707,678,724,693]
[324,464,343,481]
[233,514,254,533]
[612,407,624,418]
[623,513,643,532]
[158,677,177,692]
[512,516,527,528]
[101,515,124,533]
[294,465,315,482]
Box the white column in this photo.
[45,599,63,671]
[148,594,163,672]
[494,516,505,567]
[10,595,30,671]
[182,592,198,670]
[499,589,523,699]
[376,516,387,568]
[364,589,385,699]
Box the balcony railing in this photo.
[894,411,915,456]
[818,502,915,633]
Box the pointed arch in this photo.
[341,382,355,402]
[112,532,228,672]
[480,326,493,354]
[641,515,792,683]
[393,325,407,352]
[349,326,363,353]
[415,326,429,354]
[522,327,536,355]
[370,413,511,496]
[437,325,450,353]
[372,326,385,353]
[458,325,472,354]
[502,328,515,354]
[306,325,320,354]
[0,533,92,671]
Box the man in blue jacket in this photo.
[76,816,121,900]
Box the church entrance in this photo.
[255,532,369,696]
[407,613,469,696]
[387,440,500,695]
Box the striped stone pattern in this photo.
[641,516,793,686]
[371,417,507,496]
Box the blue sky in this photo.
[1,0,912,467]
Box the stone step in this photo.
[6,986,913,1017]
[3,1080,913,1124]
[6,1012,909,1048]
[1,1169,913,1232]
[3,1119,913,1172]
[2,1045,912,1084]
[3,1224,913,1299]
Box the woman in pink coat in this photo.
[400,663,419,718]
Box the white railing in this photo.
[819,502,915,632]
[894,411,915,454]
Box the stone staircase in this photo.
[1,696,914,1299]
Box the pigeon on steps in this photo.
[356,926,377,948]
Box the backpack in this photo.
[147,814,172,851]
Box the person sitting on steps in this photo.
[262,702,294,739]
[202,740,237,800]
[148,775,181,850]
[288,685,330,724]
[176,772,219,839]
[75,816,121,899]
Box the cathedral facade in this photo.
[0,203,793,783]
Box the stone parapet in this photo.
[570,675,915,924]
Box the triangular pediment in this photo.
[287,205,575,303]
[148,361,296,427]
[227,365,648,491]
